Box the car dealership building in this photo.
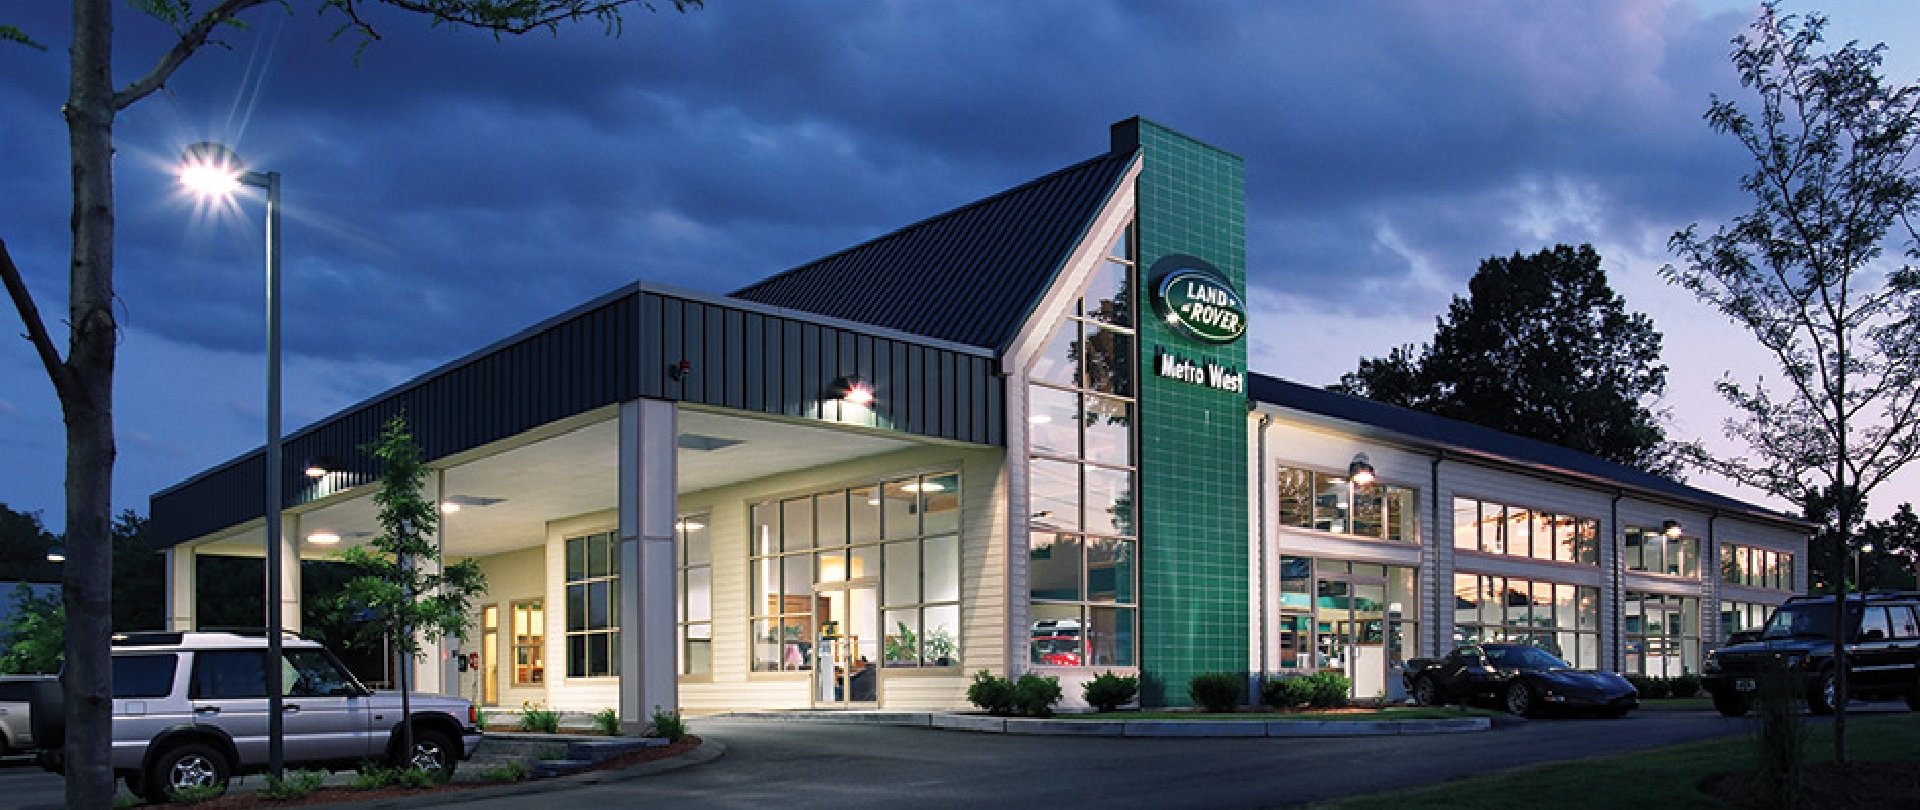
[150,119,1810,720]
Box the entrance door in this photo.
[813,582,879,706]
[1316,574,1390,701]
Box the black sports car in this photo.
[1403,643,1639,717]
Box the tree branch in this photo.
[0,237,80,405]
[114,0,267,111]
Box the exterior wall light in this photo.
[1662,519,1684,538]
[304,455,342,478]
[830,375,875,406]
[46,546,66,563]
[1348,453,1377,486]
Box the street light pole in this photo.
[178,143,286,778]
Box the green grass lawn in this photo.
[1640,696,1715,711]
[1305,713,1920,810]
[1061,706,1503,721]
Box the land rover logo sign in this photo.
[1150,257,1246,345]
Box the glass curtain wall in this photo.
[1624,592,1701,676]
[563,532,619,678]
[1028,225,1139,668]
[1276,466,1416,542]
[1625,528,1701,577]
[1451,498,1599,565]
[1451,574,1603,668]
[749,472,962,672]
[1720,543,1794,590]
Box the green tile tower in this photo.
[1115,118,1250,706]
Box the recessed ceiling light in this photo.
[308,532,341,545]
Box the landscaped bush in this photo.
[259,769,328,801]
[1012,673,1063,717]
[1624,674,1669,700]
[1667,673,1702,699]
[594,707,621,735]
[649,706,688,742]
[1259,676,1315,709]
[1083,671,1139,712]
[967,669,1016,715]
[520,700,561,733]
[1301,670,1351,708]
[1188,672,1244,712]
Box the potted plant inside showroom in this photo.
[925,627,957,666]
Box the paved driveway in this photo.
[6,706,1909,809]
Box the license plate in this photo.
[1736,678,1756,692]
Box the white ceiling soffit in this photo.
[228,406,924,560]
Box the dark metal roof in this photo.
[1246,372,1810,530]
[150,284,1004,550]
[731,151,1137,351]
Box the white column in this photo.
[166,545,197,631]
[412,471,449,695]
[279,514,302,633]
[618,399,678,731]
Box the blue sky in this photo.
[2,1,1918,529]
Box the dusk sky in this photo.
[4,1,1919,531]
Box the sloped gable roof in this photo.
[1247,372,1808,529]
[731,151,1136,350]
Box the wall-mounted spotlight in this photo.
[304,455,343,479]
[667,359,692,381]
[829,375,875,406]
[1348,453,1377,486]
[46,545,66,563]
[1661,519,1684,538]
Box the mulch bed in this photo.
[167,735,702,809]
[1700,761,1920,809]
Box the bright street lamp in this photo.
[178,141,287,778]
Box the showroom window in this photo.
[1452,498,1599,565]
[511,599,544,685]
[1027,224,1138,669]
[1626,527,1701,578]
[1451,573,1602,668]
[1719,600,1775,643]
[1276,465,1416,542]
[1719,543,1793,590]
[1624,592,1701,676]
[677,514,712,676]
[564,532,620,678]
[748,472,962,672]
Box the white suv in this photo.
[34,631,481,803]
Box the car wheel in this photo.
[1412,675,1441,707]
[400,728,459,781]
[1807,669,1838,716]
[1504,681,1536,717]
[145,742,230,804]
[1712,691,1751,718]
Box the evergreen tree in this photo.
[1335,244,1676,475]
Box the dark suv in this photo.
[1701,591,1920,717]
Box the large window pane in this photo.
[882,479,919,539]
[1089,606,1135,667]
[850,543,879,580]
[1529,511,1553,561]
[752,503,777,555]
[1085,464,1133,537]
[922,604,960,666]
[686,568,711,623]
[1384,486,1416,542]
[924,535,960,603]
[1453,498,1479,551]
[921,474,960,536]
[1030,322,1081,388]
[782,554,812,603]
[1029,458,1080,533]
[1082,325,1133,395]
[1577,519,1600,566]
[1030,604,1083,666]
[783,498,816,551]
[1453,574,1480,631]
[1314,475,1350,533]
[1083,259,1133,327]
[1029,533,1084,601]
[884,541,921,604]
[1352,483,1384,538]
[1081,394,1133,467]
[1029,385,1080,458]
[1281,469,1316,529]
[817,491,848,548]
[1483,504,1507,554]
[883,608,920,667]
[1087,537,1134,604]
[566,536,586,580]
[849,486,882,545]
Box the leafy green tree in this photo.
[0,583,65,674]
[110,510,164,631]
[1805,487,1920,593]
[0,2,697,803]
[1335,244,1676,475]
[0,504,61,584]
[335,416,486,768]
[1664,2,1920,764]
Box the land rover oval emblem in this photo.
[1151,257,1246,345]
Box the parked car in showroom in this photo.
[30,631,481,804]
[1702,591,1920,717]
[1405,643,1639,717]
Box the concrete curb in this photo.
[721,710,1493,738]
[307,737,725,809]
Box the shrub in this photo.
[1668,673,1702,699]
[1083,671,1139,712]
[1625,674,1670,700]
[594,707,621,736]
[649,706,688,742]
[520,700,561,733]
[350,765,397,790]
[966,670,1016,715]
[1259,676,1315,709]
[260,769,328,801]
[168,784,226,804]
[1188,672,1244,712]
[480,760,532,783]
[1012,673,1063,717]
[395,767,438,789]
[1302,671,1350,709]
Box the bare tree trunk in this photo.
[63,0,121,806]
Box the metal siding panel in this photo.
[782,320,803,418]
[664,299,686,401]
[725,309,745,409]
[800,324,819,420]
[955,355,974,442]
[743,313,764,413]
[639,293,664,398]
[939,351,957,439]
[986,372,1004,446]
[704,304,726,406]
[901,345,920,435]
